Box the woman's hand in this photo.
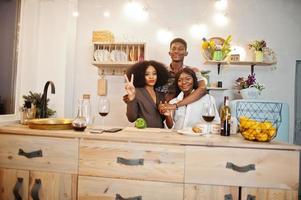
[159,101,171,116]
[163,103,177,111]
[124,74,136,101]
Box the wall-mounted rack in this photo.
[92,42,145,75]
[204,60,277,75]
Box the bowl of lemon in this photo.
[239,116,277,142]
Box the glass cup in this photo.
[98,96,110,130]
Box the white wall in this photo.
[17,0,301,143]
[18,0,78,117]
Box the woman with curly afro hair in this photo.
[124,60,169,128]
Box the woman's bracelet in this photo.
[173,103,178,110]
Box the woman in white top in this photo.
[162,68,219,130]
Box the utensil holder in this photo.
[20,107,36,125]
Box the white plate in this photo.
[177,128,206,136]
[94,50,101,62]
[110,50,127,62]
[97,49,110,62]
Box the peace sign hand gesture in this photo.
[124,74,136,101]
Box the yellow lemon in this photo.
[239,116,249,129]
[244,119,257,129]
[260,121,273,131]
[250,121,261,134]
[267,127,277,138]
[243,129,256,140]
[201,41,209,49]
[256,133,269,142]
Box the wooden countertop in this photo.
[0,124,300,151]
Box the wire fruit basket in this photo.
[235,101,282,142]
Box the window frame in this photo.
[0,0,22,123]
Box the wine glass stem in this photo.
[102,116,105,130]
[207,123,211,134]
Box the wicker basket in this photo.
[92,31,115,43]
[235,101,282,142]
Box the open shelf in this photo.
[207,87,229,90]
[92,42,145,75]
[204,60,277,74]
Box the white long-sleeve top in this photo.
[167,93,220,130]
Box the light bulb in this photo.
[190,24,208,39]
[156,29,173,44]
[124,1,149,22]
[72,11,79,17]
[215,0,227,11]
[213,13,229,27]
[103,11,110,18]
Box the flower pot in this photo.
[213,50,223,61]
[240,87,260,99]
[255,51,263,62]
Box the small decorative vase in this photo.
[255,51,263,62]
[213,50,223,61]
[240,87,260,99]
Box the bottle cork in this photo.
[83,94,90,99]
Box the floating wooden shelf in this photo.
[207,87,229,90]
[204,60,277,74]
[92,61,137,68]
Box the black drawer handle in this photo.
[18,149,43,159]
[224,194,233,200]
[13,177,23,200]
[226,162,255,173]
[31,179,41,200]
[115,193,142,200]
[117,157,144,166]
[247,194,256,200]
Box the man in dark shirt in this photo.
[157,38,207,110]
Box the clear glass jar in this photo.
[82,94,92,126]
[72,99,87,131]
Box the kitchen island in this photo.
[0,125,300,200]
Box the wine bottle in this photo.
[220,96,231,136]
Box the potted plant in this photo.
[22,91,56,118]
[235,73,265,99]
[201,35,232,61]
[248,40,267,62]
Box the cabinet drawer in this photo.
[184,184,238,200]
[241,187,298,200]
[185,146,299,190]
[0,134,78,173]
[78,176,183,200]
[79,140,184,182]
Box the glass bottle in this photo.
[72,99,87,131]
[220,96,231,136]
[82,94,92,126]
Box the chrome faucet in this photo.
[40,81,55,118]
